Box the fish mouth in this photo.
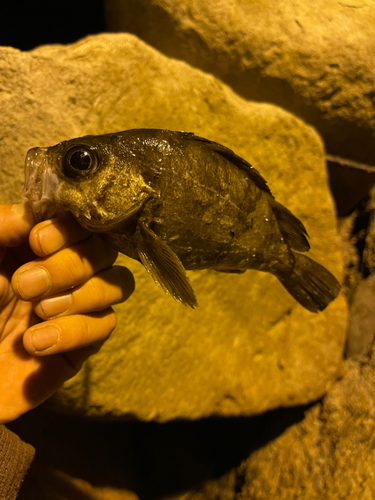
[23,147,62,223]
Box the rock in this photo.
[337,197,371,302]
[346,274,375,357]
[327,158,375,216]
[164,352,375,500]
[105,0,375,166]
[363,184,375,273]
[233,353,375,500]
[13,353,375,499]
[0,33,345,421]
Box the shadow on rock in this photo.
[9,403,313,500]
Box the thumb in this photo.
[0,203,35,248]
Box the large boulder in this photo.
[0,33,345,421]
[12,352,375,499]
[105,0,375,166]
[240,353,375,500]
[192,351,375,500]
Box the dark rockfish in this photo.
[23,129,340,311]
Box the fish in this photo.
[23,129,340,311]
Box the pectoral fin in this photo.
[137,223,198,308]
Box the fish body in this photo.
[23,129,340,311]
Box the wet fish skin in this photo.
[23,129,340,311]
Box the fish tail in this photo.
[276,253,341,312]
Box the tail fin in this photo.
[276,253,341,312]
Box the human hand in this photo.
[0,203,134,424]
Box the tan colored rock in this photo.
[0,33,345,421]
[344,185,375,356]
[105,0,375,166]
[14,354,375,499]
[237,352,375,500]
[346,274,375,356]
[164,353,375,500]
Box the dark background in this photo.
[0,0,105,51]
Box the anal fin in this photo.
[137,223,198,308]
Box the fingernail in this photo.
[29,325,60,351]
[16,267,51,299]
[35,220,68,255]
[40,294,72,317]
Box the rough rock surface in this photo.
[179,352,375,500]
[0,33,345,421]
[346,274,375,356]
[12,351,375,499]
[105,0,375,166]
[341,184,375,356]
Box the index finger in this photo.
[0,203,35,247]
[29,214,92,258]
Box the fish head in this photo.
[23,134,153,232]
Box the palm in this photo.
[0,245,77,423]
[0,246,37,343]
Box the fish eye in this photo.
[63,145,98,177]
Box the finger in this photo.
[11,235,118,301]
[34,266,135,319]
[0,203,34,247]
[23,308,117,356]
[29,213,92,257]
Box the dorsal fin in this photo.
[180,132,272,196]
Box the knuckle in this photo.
[62,251,86,282]
[92,235,118,265]
[72,236,118,281]
[110,266,135,301]
[76,253,94,280]
[90,278,110,307]
[76,310,116,346]
[77,315,92,344]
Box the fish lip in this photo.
[23,147,48,199]
[23,147,61,223]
